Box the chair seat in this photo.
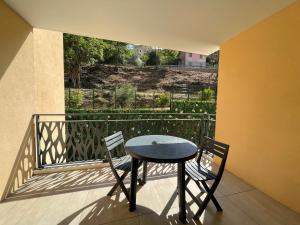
[185,160,217,181]
[112,155,132,171]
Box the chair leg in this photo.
[107,170,130,200]
[201,181,222,211]
[186,185,203,208]
[193,182,219,220]
[118,177,130,201]
[193,180,205,193]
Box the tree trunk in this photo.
[69,64,81,88]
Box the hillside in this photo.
[65,65,218,91]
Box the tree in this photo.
[64,33,105,88]
[103,40,133,65]
[146,50,160,66]
[158,49,179,65]
[206,50,219,67]
[144,48,179,66]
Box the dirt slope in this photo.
[65,65,217,91]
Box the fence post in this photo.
[152,92,155,110]
[169,90,172,111]
[68,87,71,109]
[92,88,95,109]
[134,88,137,109]
[114,86,117,108]
[171,84,174,111]
[35,115,42,169]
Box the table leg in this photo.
[178,161,187,224]
[130,157,139,212]
[142,161,148,184]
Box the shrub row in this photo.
[66,108,170,114]
[171,100,216,114]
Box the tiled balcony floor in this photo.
[0,163,299,225]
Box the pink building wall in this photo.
[180,52,206,66]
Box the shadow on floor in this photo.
[4,163,177,202]
[57,188,204,225]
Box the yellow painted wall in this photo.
[217,0,300,213]
[34,28,65,114]
[0,2,64,200]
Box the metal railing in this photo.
[35,113,216,168]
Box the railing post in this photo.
[34,114,42,169]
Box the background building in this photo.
[179,52,206,67]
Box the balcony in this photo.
[1,164,300,225]
[1,0,300,223]
[1,113,299,225]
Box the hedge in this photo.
[171,100,216,114]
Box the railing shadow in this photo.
[57,189,203,225]
[1,117,35,201]
[4,163,177,202]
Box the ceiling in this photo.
[4,0,295,55]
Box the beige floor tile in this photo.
[0,198,37,225]
[217,171,254,196]
[229,189,300,225]
[0,167,299,225]
[75,188,138,225]
[103,217,140,225]
[139,197,259,225]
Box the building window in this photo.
[189,53,193,57]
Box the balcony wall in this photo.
[0,2,64,200]
[216,0,300,213]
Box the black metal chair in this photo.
[185,136,229,220]
[103,131,145,201]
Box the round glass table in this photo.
[125,135,198,224]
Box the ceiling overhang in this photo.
[4,0,295,55]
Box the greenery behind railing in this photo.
[36,113,215,167]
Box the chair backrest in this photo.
[197,136,229,180]
[103,131,125,162]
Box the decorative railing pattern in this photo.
[35,113,216,168]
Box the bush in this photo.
[199,88,215,101]
[156,93,170,107]
[65,90,84,109]
[116,84,135,107]
[171,100,216,114]
[66,108,170,114]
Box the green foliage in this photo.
[64,33,105,73]
[206,51,219,67]
[64,34,135,87]
[65,90,84,109]
[116,84,136,107]
[103,40,133,65]
[199,88,215,101]
[156,93,170,107]
[144,49,179,66]
[171,100,216,114]
[146,50,160,66]
[140,54,149,65]
[66,108,170,114]
[158,49,179,65]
